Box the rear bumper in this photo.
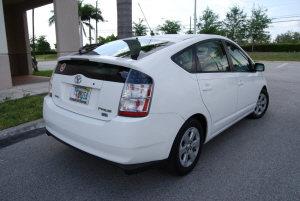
[45,129,167,174]
[43,95,184,166]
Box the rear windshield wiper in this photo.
[78,43,103,55]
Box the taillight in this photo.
[119,69,153,117]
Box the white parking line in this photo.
[276,63,288,68]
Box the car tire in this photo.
[249,89,269,119]
[167,118,203,176]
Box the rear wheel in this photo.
[168,118,203,176]
[249,89,269,119]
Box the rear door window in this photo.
[196,40,230,72]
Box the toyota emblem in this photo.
[74,75,82,84]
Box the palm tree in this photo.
[48,0,104,46]
[48,10,55,26]
[91,6,105,44]
[79,3,95,45]
[80,4,105,44]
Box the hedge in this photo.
[241,43,300,52]
[31,51,57,55]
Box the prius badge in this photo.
[74,75,82,84]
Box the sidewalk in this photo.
[0,76,50,141]
[0,76,50,101]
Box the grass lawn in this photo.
[247,52,300,62]
[35,54,57,61]
[33,70,53,77]
[0,94,47,130]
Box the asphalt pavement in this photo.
[0,61,299,200]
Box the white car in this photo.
[43,34,269,175]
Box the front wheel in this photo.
[249,89,269,119]
[167,118,203,176]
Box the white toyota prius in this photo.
[43,34,269,175]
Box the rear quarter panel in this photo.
[130,40,213,142]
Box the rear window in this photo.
[55,60,130,83]
[92,39,174,60]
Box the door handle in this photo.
[202,85,212,91]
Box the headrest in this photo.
[197,47,208,55]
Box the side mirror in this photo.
[254,63,265,71]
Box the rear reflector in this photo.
[49,70,54,97]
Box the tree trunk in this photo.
[32,9,38,71]
[89,18,91,44]
[96,0,98,43]
[193,0,196,34]
[117,0,132,39]
[79,16,83,47]
[251,37,254,52]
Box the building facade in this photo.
[0,0,80,90]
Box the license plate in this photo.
[70,85,92,104]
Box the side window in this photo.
[225,42,251,72]
[171,47,195,73]
[196,41,230,72]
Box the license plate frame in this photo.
[70,85,92,105]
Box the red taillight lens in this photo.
[119,70,153,117]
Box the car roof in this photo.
[125,34,227,43]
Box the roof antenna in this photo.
[138,3,155,36]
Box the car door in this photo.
[224,41,259,118]
[195,40,238,136]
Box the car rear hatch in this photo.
[51,57,132,121]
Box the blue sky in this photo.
[26,0,300,48]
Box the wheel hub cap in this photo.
[179,127,200,167]
[254,93,267,115]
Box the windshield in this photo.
[92,39,174,60]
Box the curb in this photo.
[0,118,45,140]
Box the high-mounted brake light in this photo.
[119,70,153,117]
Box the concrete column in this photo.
[117,0,132,39]
[53,0,80,57]
[4,5,32,76]
[0,0,12,90]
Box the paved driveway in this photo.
[37,60,57,71]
